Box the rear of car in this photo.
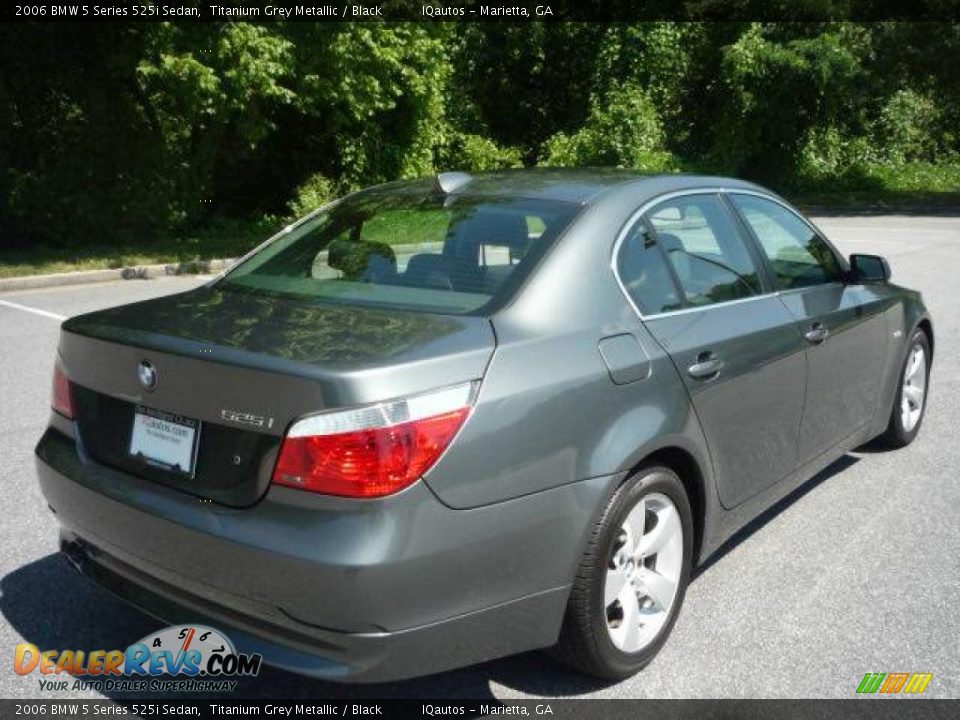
[34,184,603,681]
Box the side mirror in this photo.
[849,253,891,283]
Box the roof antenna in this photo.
[434,171,472,194]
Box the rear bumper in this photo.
[35,424,615,682]
[57,530,566,682]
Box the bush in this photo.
[708,26,863,181]
[287,173,338,219]
[540,85,676,171]
[797,88,957,187]
[798,126,879,181]
[593,23,706,126]
[875,89,950,164]
[438,133,523,172]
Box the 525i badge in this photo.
[220,409,275,429]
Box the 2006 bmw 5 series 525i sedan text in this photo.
[35,169,933,682]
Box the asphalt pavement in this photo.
[0,215,957,700]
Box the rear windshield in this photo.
[218,193,580,315]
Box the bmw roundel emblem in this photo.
[138,360,158,391]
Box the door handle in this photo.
[804,323,830,344]
[688,352,724,380]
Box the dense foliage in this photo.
[1,21,959,253]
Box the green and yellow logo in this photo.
[857,672,933,695]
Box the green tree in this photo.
[136,23,296,225]
[542,84,676,171]
[3,18,960,259]
[706,24,865,181]
[280,23,452,187]
[451,23,606,160]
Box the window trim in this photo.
[610,188,846,321]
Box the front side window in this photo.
[646,194,762,307]
[730,194,843,290]
[219,194,579,315]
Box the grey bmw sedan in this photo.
[35,169,933,681]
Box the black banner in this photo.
[2,700,959,720]
[3,0,960,23]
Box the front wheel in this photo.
[553,466,693,680]
[877,328,931,448]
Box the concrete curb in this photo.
[0,241,450,293]
[0,258,237,293]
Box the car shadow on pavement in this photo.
[1,554,613,701]
[691,453,860,580]
[851,436,898,454]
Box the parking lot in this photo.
[0,214,957,700]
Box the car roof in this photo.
[357,168,773,206]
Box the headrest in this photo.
[656,232,685,252]
[404,253,466,291]
[448,207,530,252]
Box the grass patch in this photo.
[867,162,960,193]
[793,162,960,208]
[0,210,456,279]
[0,216,280,279]
[360,208,451,247]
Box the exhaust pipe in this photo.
[60,537,88,574]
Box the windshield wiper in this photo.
[664,248,757,292]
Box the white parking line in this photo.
[0,299,66,322]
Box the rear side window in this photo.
[646,194,762,307]
[730,194,843,290]
[616,223,683,315]
[220,194,579,315]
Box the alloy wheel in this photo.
[901,343,927,432]
[604,492,684,653]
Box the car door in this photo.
[728,192,889,464]
[617,192,808,509]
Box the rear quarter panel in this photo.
[423,203,717,512]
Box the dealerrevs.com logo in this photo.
[14,625,261,693]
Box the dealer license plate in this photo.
[129,406,200,476]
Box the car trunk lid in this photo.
[59,286,495,507]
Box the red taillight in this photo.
[272,382,476,498]
[52,362,74,419]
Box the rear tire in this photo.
[877,328,931,449]
[552,465,693,680]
